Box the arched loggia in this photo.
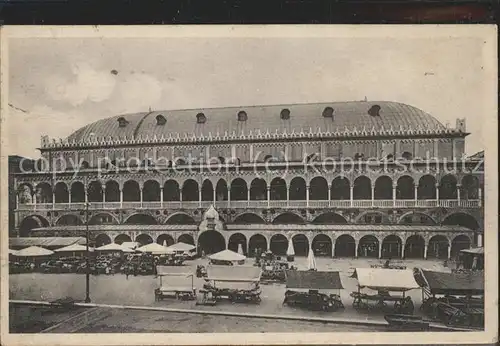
[230,178,247,201]
[163,180,180,201]
[198,230,225,255]
[353,176,371,199]
[292,234,309,256]
[250,178,267,200]
[270,178,287,200]
[312,234,332,257]
[182,179,199,201]
[309,177,328,200]
[331,177,350,200]
[248,234,267,257]
[270,234,288,256]
[358,235,379,258]
[289,177,306,200]
[228,233,247,255]
[374,176,393,199]
[54,182,69,203]
[201,180,214,201]
[143,180,160,201]
[334,235,356,257]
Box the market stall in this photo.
[283,270,344,312]
[11,246,55,273]
[415,269,484,328]
[167,242,197,259]
[458,247,484,271]
[197,265,262,305]
[350,268,419,314]
[154,265,196,301]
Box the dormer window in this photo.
[322,107,334,119]
[280,108,291,120]
[237,111,248,122]
[368,105,381,117]
[156,114,167,126]
[196,112,207,124]
[117,117,129,128]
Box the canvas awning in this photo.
[121,242,139,249]
[95,243,134,252]
[419,270,484,296]
[285,270,343,290]
[54,243,93,252]
[352,268,420,292]
[206,265,262,282]
[9,249,18,255]
[9,237,86,249]
[208,249,246,262]
[14,246,54,257]
[167,242,196,252]
[156,265,192,277]
[137,243,173,254]
[460,247,484,255]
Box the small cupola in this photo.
[237,110,248,122]
[156,114,167,125]
[196,112,207,124]
[322,107,334,119]
[117,117,129,128]
[368,105,381,117]
[280,108,291,120]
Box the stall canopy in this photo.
[96,243,134,252]
[9,249,18,255]
[121,242,139,249]
[208,249,246,262]
[15,246,54,257]
[167,242,196,252]
[54,243,93,253]
[460,247,484,255]
[352,268,420,292]
[418,270,484,296]
[285,270,343,290]
[137,243,173,254]
[9,237,85,250]
[206,265,262,282]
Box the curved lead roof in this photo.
[66,101,446,142]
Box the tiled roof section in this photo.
[420,270,484,295]
[9,237,86,249]
[285,270,343,290]
[66,101,446,143]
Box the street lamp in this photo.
[84,200,91,303]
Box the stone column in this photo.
[140,188,143,208]
[378,244,382,259]
[354,239,358,258]
[447,245,451,259]
[331,239,336,257]
[68,191,71,208]
[349,185,354,207]
[286,186,289,207]
[328,185,332,207]
[414,184,418,202]
[424,244,428,260]
[267,187,270,208]
[371,184,375,207]
[179,190,183,207]
[85,188,89,204]
[15,193,19,210]
[52,190,56,210]
[102,186,106,204]
[457,184,461,202]
[160,187,164,208]
[392,184,396,207]
[227,189,231,208]
[401,243,405,259]
[247,188,250,207]
[435,184,440,203]
[477,233,483,247]
[33,193,37,210]
[119,189,123,208]
[478,187,482,207]
[198,187,202,208]
[306,185,310,207]
[213,187,216,204]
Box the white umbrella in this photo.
[137,242,173,254]
[237,243,244,255]
[286,240,295,256]
[15,246,54,257]
[167,242,196,252]
[208,249,246,262]
[96,243,134,252]
[55,243,93,252]
[307,244,317,271]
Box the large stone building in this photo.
[13,101,484,259]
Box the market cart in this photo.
[154,265,196,301]
[350,268,419,314]
[414,269,484,328]
[283,270,344,312]
[197,265,262,305]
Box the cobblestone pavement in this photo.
[10,257,450,325]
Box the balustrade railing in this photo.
[18,198,481,211]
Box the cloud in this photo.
[113,73,163,113]
[44,62,116,106]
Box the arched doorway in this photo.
[18,215,49,237]
[135,234,154,246]
[230,178,248,201]
[428,235,449,259]
[95,234,112,247]
[125,213,158,225]
[309,177,328,200]
[178,234,195,245]
[228,233,247,255]
[54,182,69,203]
[163,180,180,201]
[451,235,471,258]
[439,175,458,199]
[123,180,140,201]
[353,176,371,199]
[273,213,305,224]
[381,235,402,259]
[248,234,267,257]
[289,177,306,200]
[70,182,86,203]
[396,176,415,199]
[312,212,347,224]
[358,235,379,258]
[215,179,228,201]
[270,178,287,200]
[56,214,83,226]
[334,235,355,257]
[418,175,436,199]
[198,230,225,255]
[201,180,214,201]
[114,234,132,245]
[233,213,266,224]
[292,234,309,256]
[374,176,393,199]
[270,234,288,256]
[404,235,425,259]
[331,177,350,200]
[312,234,332,257]
[156,234,175,246]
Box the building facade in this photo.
[13,101,484,259]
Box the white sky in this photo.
[6,33,491,158]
